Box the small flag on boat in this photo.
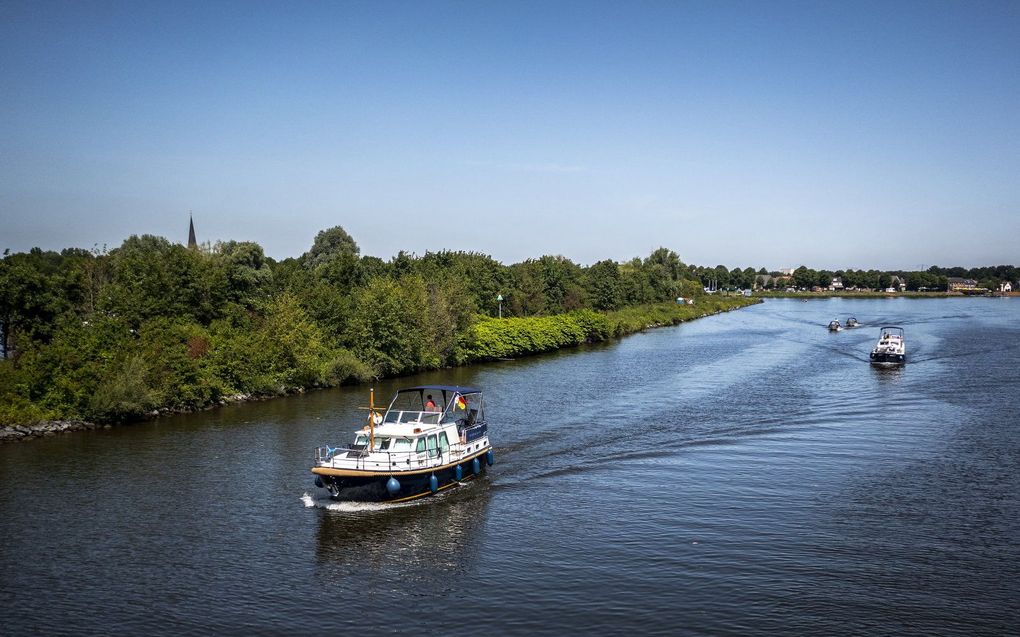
[457,396,467,410]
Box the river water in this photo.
[2,298,1018,636]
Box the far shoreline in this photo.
[753,291,1016,299]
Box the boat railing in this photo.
[315,441,485,470]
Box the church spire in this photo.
[188,212,197,250]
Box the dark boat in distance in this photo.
[828,319,842,332]
[870,326,906,365]
[311,385,492,503]
[846,317,860,328]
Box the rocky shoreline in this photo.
[0,420,104,442]
[0,392,264,444]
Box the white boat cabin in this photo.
[315,385,490,473]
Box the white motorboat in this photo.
[311,385,493,502]
[870,326,906,365]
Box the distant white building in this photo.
[830,277,844,291]
[778,268,795,276]
[1000,281,1013,293]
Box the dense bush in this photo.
[2,226,763,427]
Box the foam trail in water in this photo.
[300,491,434,512]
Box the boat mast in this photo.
[368,387,376,451]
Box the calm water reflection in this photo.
[2,298,1018,636]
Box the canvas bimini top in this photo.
[383,386,485,426]
[402,385,481,394]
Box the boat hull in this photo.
[870,352,905,365]
[313,448,491,503]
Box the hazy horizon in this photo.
[3,1,1018,271]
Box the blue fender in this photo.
[486,449,494,466]
[455,464,463,481]
[314,477,324,489]
[472,458,481,475]
[429,474,439,493]
[386,477,401,495]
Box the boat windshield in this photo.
[382,388,484,426]
[383,389,444,425]
[879,326,904,340]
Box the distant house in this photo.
[830,277,844,291]
[1000,281,1013,293]
[778,268,795,276]
[889,276,907,292]
[948,277,978,291]
[754,274,772,289]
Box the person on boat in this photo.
[425,395,438,411]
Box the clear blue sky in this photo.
[2,0,1018,270]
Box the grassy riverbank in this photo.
[467,297,758,361]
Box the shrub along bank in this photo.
[1,297,756,435]
[466,297,756,361]
[1,227,755,434]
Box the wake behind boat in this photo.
[311,385,493,503]
[870,326,906,365]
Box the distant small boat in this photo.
[828,319,842,332]
[846,317,860,328]
[870,326,905,365]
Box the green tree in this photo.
[301,226,360,269]
[104,235,219,325]
[586,259,622,311]
[0,249,71,353]
[793,266,816,289]
[215,241,274,308]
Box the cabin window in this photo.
[373,437,391,451]
[355,434,368,447]
[392,438,412,452]
[438,432,450,453]
[415,437,426,453]
[426,434,438,458]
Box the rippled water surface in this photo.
[2,298,1019,636]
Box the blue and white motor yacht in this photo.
[311,385,492,502]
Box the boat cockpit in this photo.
[381,385,485,431]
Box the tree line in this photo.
[698,264,1018,292]
[0,227,709,425]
